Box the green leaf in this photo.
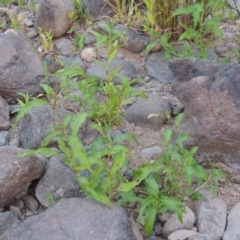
[85,186,111,205]
[18,147,59,158]
[176,133,189,147]
[144,206,157,236]
[137,196,155,222]
[163,128,172,146]
[175,113,184,127]
[63,114,73,128]
[145,41,157,55]
[70,112,87,136]
[118,181,139,192]
[41,129,62,147]
[118,191,141,205]
[40,83,55,97]
[113,133,137,145]
[145,176,159,196]
[111,151,126,174]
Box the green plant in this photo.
[73,33,85,51]
[17,0,24,8]
[0,0,12,6]
[27,0,35,13]
[38,27,53,52]
[0,8,24,29]
[118,113,225,236]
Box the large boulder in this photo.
[0,146,46,207]
[35,0,74,38]
[7,198,137,240]
[172,61,240,182]
[0,30,44,103]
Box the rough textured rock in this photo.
[83,0,114,18]
[54,38,73,55]
[173,62,240,182]
[0,212,21,237]
[36,157,81,207]
[7,198,137,240]
[0,146,46,207]
[0,131,8,146]
[87,59,137,84]
[223,202,240,240]
[125,94,172,129]
[163,207,196,237]
[146,51,174,84]
[141,146,162,159]
[0,29,44,103]
[196,198,227,240]
[0,95,9,131]
[168,230,211,240]
[81,47,97,62]
[169,57,219,83]
[114,24,160,53]
[35,0,74,38]
[19,105,96,149]
[21,194,39,213]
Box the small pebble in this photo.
[154,223,163,236]
[9,199,24,210]
[81,47,97,62]
[21,194,39,213]
[158,212,171,224]
[9,205,21,217]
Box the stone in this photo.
[87,58,137,84]
[19,105,96,149]
[0,212,20,236]
[154,223,163,236]
[114,24,160,53]
[9,205,21,218]
[223,202,240,240]
[196,197,227,240]
[58,54,85,69]
[146,51,174,84]
[125,94,172,129]
[158,212,171,224]
[21,195,38,213]
[0,29,44,103]
[54,38,73,55]
[168,230,212,240]
[8,199,24,210]
[0,146,46,207]
[81,47,97,62]
[168,57,219,83]
[83,0,114,18]
[35,0,74,38]
[26,30,38,39]
[0,95,9,131]
[35,157,81,207]
[7,198,137,240]
[141,146,162,159]
[0,131,8,146]
[173,62,240,182]
[163,207,196,237]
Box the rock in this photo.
[0,131,8,146]
[35,0,74,38]
[81,47,97,62]
[24,17,34,27]
[87,59,137,84]
[0,212,20,236]
[168,230,212,240]
[0,146,46,207]
[83,0,114,18]
[146,51,174,84]
[0,95,10,131]
[125,94,172,129]
[223,202,240,240]
[173,62,240,181]
[168,57,219,83]
[26,29,38,39]
[141,146,162,159]
[114,24,160,53]
[35,157,81,207]
[8,199,24,210]
[163,207,196,237]
[21,195,38,213]
[58,54,85,69]
[7,198,137,240]
[158,212,171,224]
[0,29,44,103]
[154,223,163,236]
[9,205,21,218]
[196,198,227,240]
[54,38,73,55]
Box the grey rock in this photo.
[58,54,85,69]
[223,202,240,240]
[0,212,20,236]
[146,51,174,84]
[0,146,46,207]
[26,30,38,39]
[54,38,73,55]
[8,199,24,210]
[0,208,4,213]
[24,17,34,27]
[168,57,219,83]
[83,0,114,18]
[87,59,137,84]
[154,223,162,236]
[196,197,227,240]
[81,47,97,62]
[0,30,44,103]
[141,146,162,159]
[0,96,9,131]
[163,207,196,237]
[35,157,81,207]
[84,33,96,45]
[158,212,171,224]
[9,206,21,218]
[125,94,172,129]
[0,131,8,146]
[214,45,228,56]
[168,230,212,240]
[8,198,137,240]
[173,63,240,182]
[146,236,157,240]
[114,24,160,53]
[35,0,74,38]
[21,195,38,213]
